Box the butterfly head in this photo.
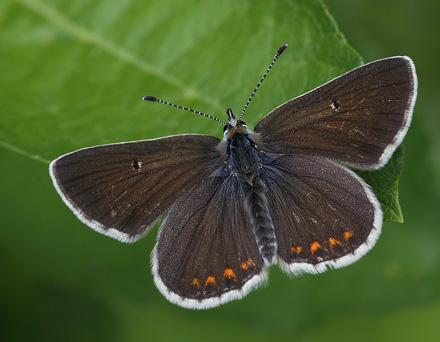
[223,108,250,140]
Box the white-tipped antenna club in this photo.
[141,96,227,125]
[239,43,288,121]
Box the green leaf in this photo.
[0,0,405,219]
[357,145,405,223]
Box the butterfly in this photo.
[50,44,417,309]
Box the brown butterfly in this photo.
[50,44,417,309]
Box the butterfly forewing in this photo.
[255,57,417,169]
[262,154,382,275]
[50,135,220,242]
[152,176,266,309]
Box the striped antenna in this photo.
[142,96,227,125]
[238,43,288,122]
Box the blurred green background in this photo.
[1,0,439,341]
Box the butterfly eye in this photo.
[223,125,233,140]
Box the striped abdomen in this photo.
[242,176,277,265]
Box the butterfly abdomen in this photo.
[242,177,277,265]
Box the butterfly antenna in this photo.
[239,43,288,122]
[142,96,227,125]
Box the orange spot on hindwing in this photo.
[241,258,254,270]
[310,241,322,257]
[204,275,216,287]
[329,238,343,251]
[344,231,353,242]
[191,278,200,288]
[223,268,237,282]
[290,246,302,254]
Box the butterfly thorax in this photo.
[229,133,260,184]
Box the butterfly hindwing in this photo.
[50,135,220,242]
[152,175,266,309]
[261,154,382,275]
[255,57,417,169]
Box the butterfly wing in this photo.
[255,57,417,169]
[260,154,382,275]
[50,134,220,242]
[152,175,266,309]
